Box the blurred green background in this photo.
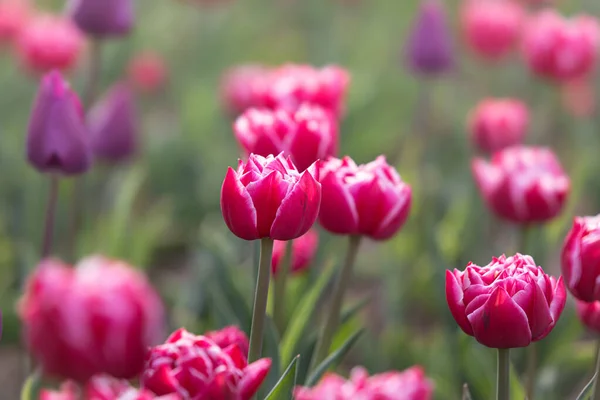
[2,0,600,398]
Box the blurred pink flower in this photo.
[271,229,319,276]
[576,300,600,334]
[205,325,249,357]
[295,366,433,400]
[221,64,269,115]
[561,77,595,118]
[127,51,168,93]
[0,0,30,45]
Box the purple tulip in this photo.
[27,70,91,175]
[67,0,134,37]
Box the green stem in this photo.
[591,338,600,400]
[311,235,362,370]
[525,344,537,400]
[497,348,510,400]
[519,224,534,256]
[273,240,293,334]
[248,238,275,363]
[41,176,59,258]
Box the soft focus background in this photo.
[2,0,600,398]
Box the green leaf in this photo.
[20,370,41,400]
[575,373,596,400]
[340,296,372,326]
[462,383,473,400]
[258,316,282,399]
[280,258,338,366]
[264,355,300,400]
[306,328,365,387]
[510,361,526,400]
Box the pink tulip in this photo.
[142,328,271,400]
[461,0,524,60]
[0,0,30,45]
[576,300,600,334]
[220,64,269,115]
[561,78,595,118]
[472,146,569,223]
[205,325,250,357]
[319,156,411,240]
[561,215,600,302]
[19,256,165,382]
[271,229,318,276]
[468,98,529,153]
[127,51,168,93]
[234,103,338,172]
[522,10,600,81]
[446,253,566,348]
[220,153,321,241]
[295,366,433,400]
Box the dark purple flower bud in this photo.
[27,70,91,175]
[67,0,134,37]
[89,83,138,164]
[405,0,454,75]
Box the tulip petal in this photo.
[220,167,259,240]
[239,358,272,400]
[318,171,359,235]
[246,170,289,238]
[270,169,321,240]
[513,281,553,340]
[445,270,474,335]
[372,186,412,240]
[468,286,532,348]
[537,277,566,340]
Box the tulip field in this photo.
[3,0,600,399]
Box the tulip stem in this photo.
[273,240,293,334]
[525,343,537,400]
[497,348,510,400]
[248,238,275,363]
[591,338,600,400]
[311,235,362,370]
[41,176,59,258]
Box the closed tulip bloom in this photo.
[405,0,454,75]
[27,70,91,175]
[19,256,165,382]
[220,65,269,115]
[319,156,411,240]
[205,325,249,357]
[295,366,433,400]
[271,229,318,276]
[220,153,321,241]
[68,0,134,37]
[127,51,168,93]
[142,328,271,400]
[89,82,138,163]
[522,10,600,81]
[17,14,84,73]
[461,0,524,60]
[468,98,529,153]
[576,300,600,334]
[0,0,30,44]
[561,215,600,302]
[234,103,338,172]
[472,146,569,223]
[446,254,566,348]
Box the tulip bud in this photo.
[234,103,338,172]
[472,146,569,223]
[19,256,165,382]
[522,10,600,81]
[468,98,529,153]
[295,366,433,400]
[220,64,269,115]
[142,328,272,400]
[205,325,250,357]
[576,300,600,334]
[272,229,318,276]
[446,253,566,348]
[67,0,134,38]
[319,156,411,240]
[17,14,84,73]
[0,0,30,45]
[461,0,524,60]
[220,153,321,241]
[127,51,168,93]
[561,215,600,302]
[89,82,138,164]
[404,0,454,75]
[27,71,92,175]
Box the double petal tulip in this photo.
[561,215,600,302]
[271,229,318,276]
[319,156,411,240]
[89,82,138,163]
[17,14,84,73]
[522,10,600,81]
[205,325,250,357]
[19,256,165,382]
[446,253,566,348]
[295,366,433,400]
[220,64,269,116]
[234,104,338,172]
[220,153,321,241]
[142,328,271,400]
[576,300,600,334]
[468,98,529,153]
[68,0,134,37]
[472,146,569,223]
[27,71,91,175]
[405,0,454,75]
[461,0,524,60]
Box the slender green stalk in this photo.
[273,240,293,334]
[41,176,59,258]
[311,235,362,370]
[591,338,600,400]
[248,238,275,363]
[497,348,510,400]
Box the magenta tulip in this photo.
[576,300,600,334]
[271,229,318,276]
